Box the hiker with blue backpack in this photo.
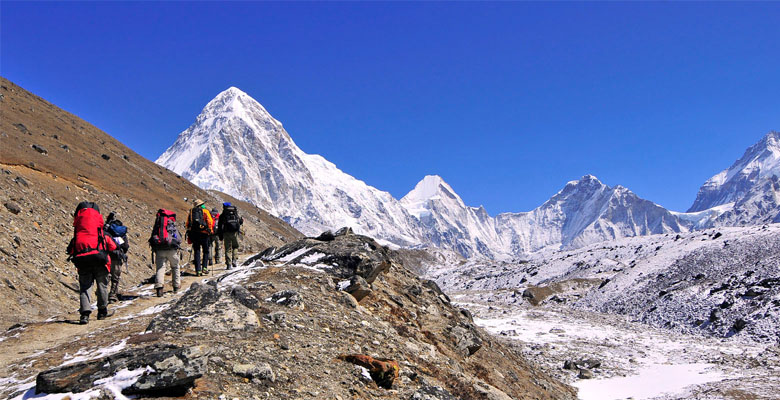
[104,212,129,303]
[149,209,182,297]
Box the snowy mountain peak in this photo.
[689,131,780,212]
[400,175,466,219]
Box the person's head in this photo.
[211,208,218,215]
[223,202,231,209]
[106,212,116,222]
[193,199,205,208]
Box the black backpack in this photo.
[223,206,241,232]
[190,207,207,232]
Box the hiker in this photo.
[148,209,182,297]
[208,207,221,267]
[186,199,213,276]
[217,202,243,270]
[66,202,117,325]
[104,212,129,303]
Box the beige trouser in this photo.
[154,249,180,289]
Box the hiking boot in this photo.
[196,271,202,277]
[108,294,119,303]
[156,287,163,297]
[97,309,114,320]
[173,286,179,294]
[202,268,209,274]
[79,313,89,325]
[232,262,237,269]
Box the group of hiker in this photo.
[66,199,243,324]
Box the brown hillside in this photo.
[0,76,302,329]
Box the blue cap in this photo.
[223,202,231,207]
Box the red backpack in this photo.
[149,209,182,249]
[67,203,110,267]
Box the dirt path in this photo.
[0,259,245,392]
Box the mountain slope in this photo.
[0,77,302,329]
[689,131,780,213]
[156,87,423,246]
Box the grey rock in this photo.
[147,281,259,333]
[232,363,274,382]
[344,275,372,301]
[31,144,48,155]
[449,323,483,357]
[4,201,21,215]
[36,344,207,396]
[264,234,393,284]
[267,290,304,310]
[334,226,354,237]
[231,285,260,309]
[578,368,594,379]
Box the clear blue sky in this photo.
[2,2,778,214]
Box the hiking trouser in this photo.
[208,235,220,264]
[223,231,240,267]
[109,258,122,299]
[154,249,180,289]
[78,263,109,315]
[190,233,209,273]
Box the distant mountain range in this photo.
[157,87,779,259]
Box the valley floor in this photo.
[451,290,780,400]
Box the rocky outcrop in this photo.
[36,344,207,396]
[147,281,259,333]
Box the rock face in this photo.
[36,344,207,396]
[261,228,394,284]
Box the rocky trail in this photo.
[0,259,242,399]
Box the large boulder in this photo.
[147,281,259,333]
[261,231,395,284]
[36,344,207,396]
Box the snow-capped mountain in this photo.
[400,175,503,258]
[494,175,687,253]
[157,87,773,259]
[399,175,687,258]
[689,131,780,213]
[156,87,422,246]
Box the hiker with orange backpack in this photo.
[149,209,182,297]
[208,207,220,267]
[186,199,213,276]
[66,202,118,325]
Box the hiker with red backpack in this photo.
[208,207,220,267]
[66,202,118,325]
[186,199,214,276]
[217,202,243,270]
[105,212,129,303]
[148,209,182,297]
